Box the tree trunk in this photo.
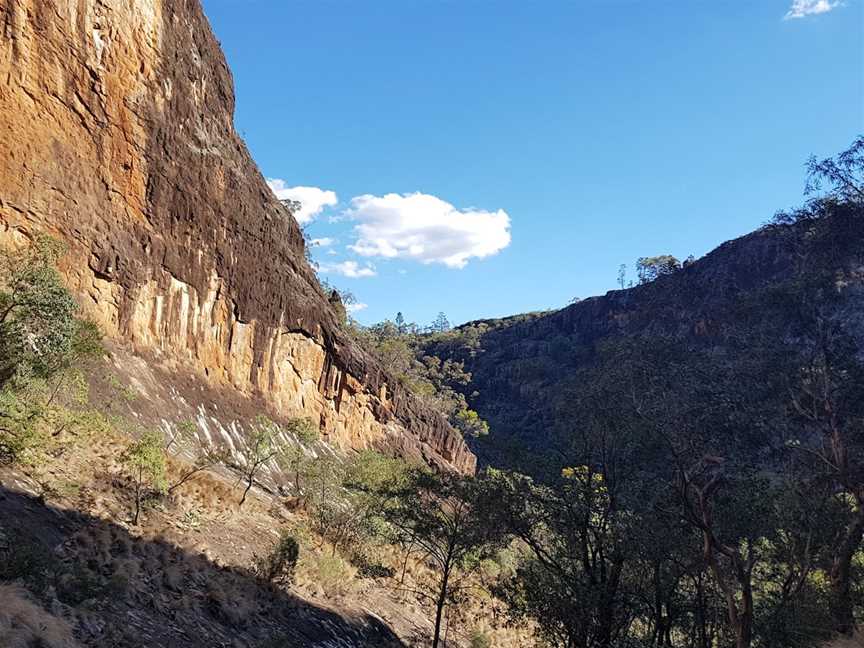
[830,505,864,635]
[432,565,451,648]
[400,539,414,585]
[734,594,753,648]
[596,559,622,647]
[703,532,752,648]
[239,473,253,507]
[651,562,663,646]
[694,574,709,648]
[133,465,142,525]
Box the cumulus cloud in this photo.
[266,179,338,224]
[310,237,336,247]
[345,192,511,269]
[784,0,841,19]
[347,302,368,313]
[318,260,377,278]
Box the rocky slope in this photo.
[430,220,864,472]
[0,0,473,473]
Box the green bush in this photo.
[123,431,167,524]
[352,550,395,579]
[253,531,300,585]
[0,236,102,464]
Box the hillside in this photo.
[427,216,864,473]
[0,0,473,475]
[1,1,862,646]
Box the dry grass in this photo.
[166,458,236,510]
[297,551,357,598]
[366,541,535,648]
[2,397,536,647]
[0,584,79,648]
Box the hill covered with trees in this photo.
[408,140,864,646]
[343,141,864,646]
[1,0,861,644]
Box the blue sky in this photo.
[201,0,862,327]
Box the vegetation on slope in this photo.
[293,139,864,647]
[331,139,860,647]
[1,140,861,648]
[453,139,862,647]
[346,317,491,439]
[0,236,103,465]
[0,237,526,646]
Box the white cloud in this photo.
[266,179,338,224]
[310,237,336,247]
[784,0,841,19]
[347,302,368,313]
[345,192,511,269]
[318,260,377,278]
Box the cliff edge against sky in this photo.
[0,0,474,473]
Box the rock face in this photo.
[428,224,864,472]
[0,0,474,473]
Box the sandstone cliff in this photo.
[0,0,474,473]
[426,221,864,472]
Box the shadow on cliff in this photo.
[0,483,405,647]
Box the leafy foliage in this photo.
[254,531,300,585]
[636,254,681,284]
[123,430,168,524]
[378,469,500,648]
[803,135,864,202]
[432,139,864,648]
[350,318,489,438]
[237,415,282,507]
[277,416,318,493]
[0,236,102,464]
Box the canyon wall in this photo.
[427,223,864,472]
[0,0,474,473]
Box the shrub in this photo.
[253,531,300,585]
[0,236,102,465]
[55,565,104,605]
[278,416,318,494]
[455,408,489,437]
[355,557,395,579]
[305,553,355,596]
[204,579,258,626]
[344,449,407,493]
[122,430,167,524]
[0,236,78,384]
[238,415,281,507]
